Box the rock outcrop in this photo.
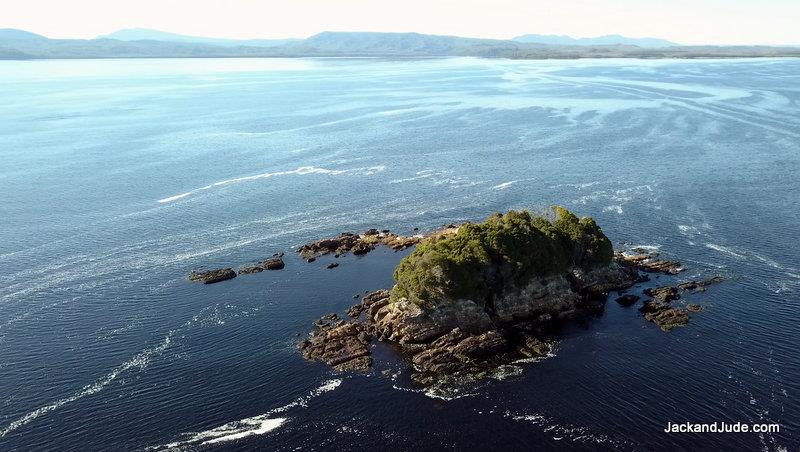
[238,254,286,274]
[617,251,684,275]
[298,230,424,261]
[639,300,690,331]
[298,314,373,371]
[188,268,237,284]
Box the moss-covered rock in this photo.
[391,207,613,308]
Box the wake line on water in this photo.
[146,379,343,450]
[157,165,386,204]
[491,180,518,190]
[502,410,638,449]
[0,334,174,438]
[0,304,235,437]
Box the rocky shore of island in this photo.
[297,207,725,385]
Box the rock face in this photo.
[298,314,372,371]
[188,268,237,284]
[618,252,684,275]
[308,289,556,385]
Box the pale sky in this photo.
[4,0,800,45]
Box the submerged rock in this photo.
[678,276,724,292]
[687,303,703,312]
[615,294,640,306]
[644,286,681,302]
[188,268,237,284]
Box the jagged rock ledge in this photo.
[187,226,456,283]
[296,226,459,262]
[635,275,723,331]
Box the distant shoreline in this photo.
[3,29,799,61]
[3,54,800,62]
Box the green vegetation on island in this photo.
[391,207,613,307]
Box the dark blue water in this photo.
[1,57,798,451]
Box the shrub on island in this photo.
[391,206,613,308]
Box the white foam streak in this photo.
[182,417,287,446]
[0,335,173,438]
[157,165,386,203]
[705,243,747,259]
[603,205,624,214]
[491,180,518,190]
[156,192,192,203]
[150,379,342,450]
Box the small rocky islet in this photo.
[189,206,724,385]
[188,252,286,283]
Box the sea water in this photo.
[0,57,798,450]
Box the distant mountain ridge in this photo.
[298,31,520,56]
[0,28,798,60]
[513,34,677,48]
[0,28,48,41]
[100,28,300,47]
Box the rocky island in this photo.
[188,206,721,384]
[299,207,721,384]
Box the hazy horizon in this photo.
[3,0,799,46]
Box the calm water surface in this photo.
[0,57,799,451]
